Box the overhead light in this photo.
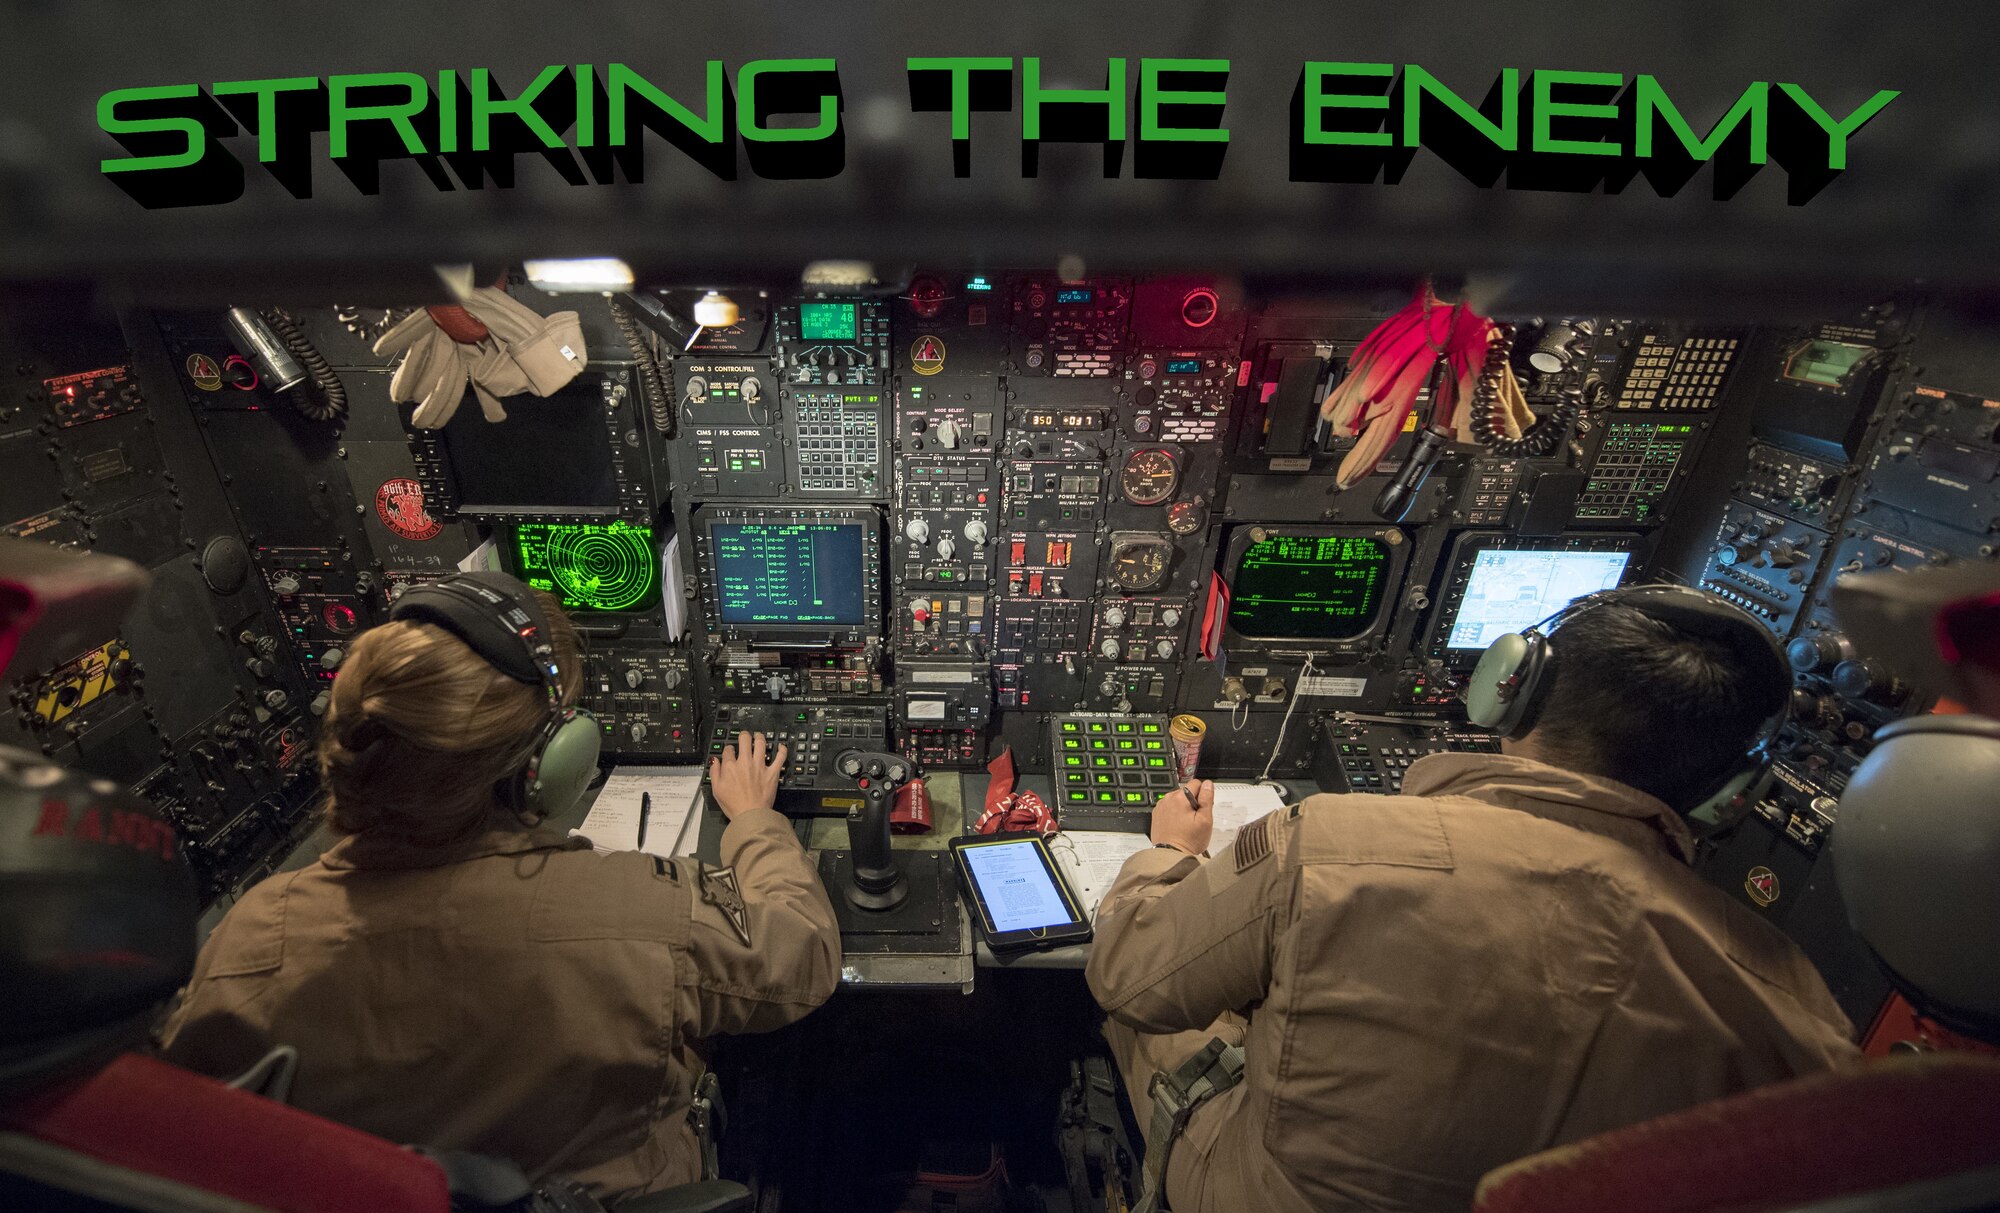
[692,291,739,328]
[524,258,635,293]
[802,260,876,287]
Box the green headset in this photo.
[387,571,602,822]
[1463,583,1790,832]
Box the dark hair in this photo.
[1528,603,1789,808]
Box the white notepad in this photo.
[1208,782,1287,855]
[570,765,705,858]
[1049,831,1154,921]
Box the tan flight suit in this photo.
[159,806,840,1202]
[1086,753,1859,1213]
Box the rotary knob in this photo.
[1766,540,1805,568]
[1155,639,1176,659]
[319,647,345,672]
[685,375,708,402]
[740,378,761,403]
[628,722,650,744]
[1138,357,1158,380]
[934,419,962,449]
[963,519,989,545]
[1159,607,1182,627]
[271,572,301,595]
[1715,543,1755,567]
[904,517,932,543]
[1103,605,1127,629]
[262,690,289,711]
[1100,676,1119,696]
[1100,638,1122,659]
[936,537,956,560]
[1833,658,1904,704]
[1787,634,1853,673]
[309,692,331,717]
[662,668,684,690]
[624,668,647,690]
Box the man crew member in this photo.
[160,575,841,1202]
[1087,594,1858,1212]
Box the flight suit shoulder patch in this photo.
[698,864,752,947]
[1234,815,1274,872]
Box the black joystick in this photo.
[834,749,919,912]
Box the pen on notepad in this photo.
[635,791,652,852]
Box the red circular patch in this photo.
[374,478,442,541]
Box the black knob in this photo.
[1832,658,1904,703]
[865,759,886,778]
[1787,634,1851,673]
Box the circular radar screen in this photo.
[1167,498,1208,536]
[1121,448,1180,505]
[512,521,660,613]
[1108,539,1172,591]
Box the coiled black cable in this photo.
[1467,323,1581,457]
[609,297,675,437]
[261,308,347,423]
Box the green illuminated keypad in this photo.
[1048,713,1178,807]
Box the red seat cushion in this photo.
[1475,1055,2000,1213]
[3,1053,449,1213]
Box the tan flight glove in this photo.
[457,287,589,397]
[374,310,472,429]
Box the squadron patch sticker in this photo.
[1745,866,1780,907]
[374,478,443,542]
[699,864,752,945]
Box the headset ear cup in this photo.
[1467,632,1547,738]
[520,710,602,821]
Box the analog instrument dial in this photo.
[1166,497,1208,536]
[1108,539,1172,591]
[1121,448,1180,505]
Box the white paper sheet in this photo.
[570,765,706,858]
[1208,781,1287,855]
[662,535,686,641]
[456,536,499,573]
[1049,831,1154,920]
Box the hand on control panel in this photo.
[1151,779,1214,857]
[709,731,790,820]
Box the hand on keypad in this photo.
[709,731,789,820]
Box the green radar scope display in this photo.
[509,521,660,613]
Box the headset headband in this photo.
[387,572,562,699]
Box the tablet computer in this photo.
[948,832,1093,951]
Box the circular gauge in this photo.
[908,275,947,320]
[1121,448,1180,505]
[1167,498,1208,536]
[322,602,359,634]
[1181,288,1220,328]
[1109,540,1172,591]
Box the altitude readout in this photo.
[1108,538,1172,590]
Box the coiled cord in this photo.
[1468,323,1579,457]
[262,308,347,423]
[609,297,675,436]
